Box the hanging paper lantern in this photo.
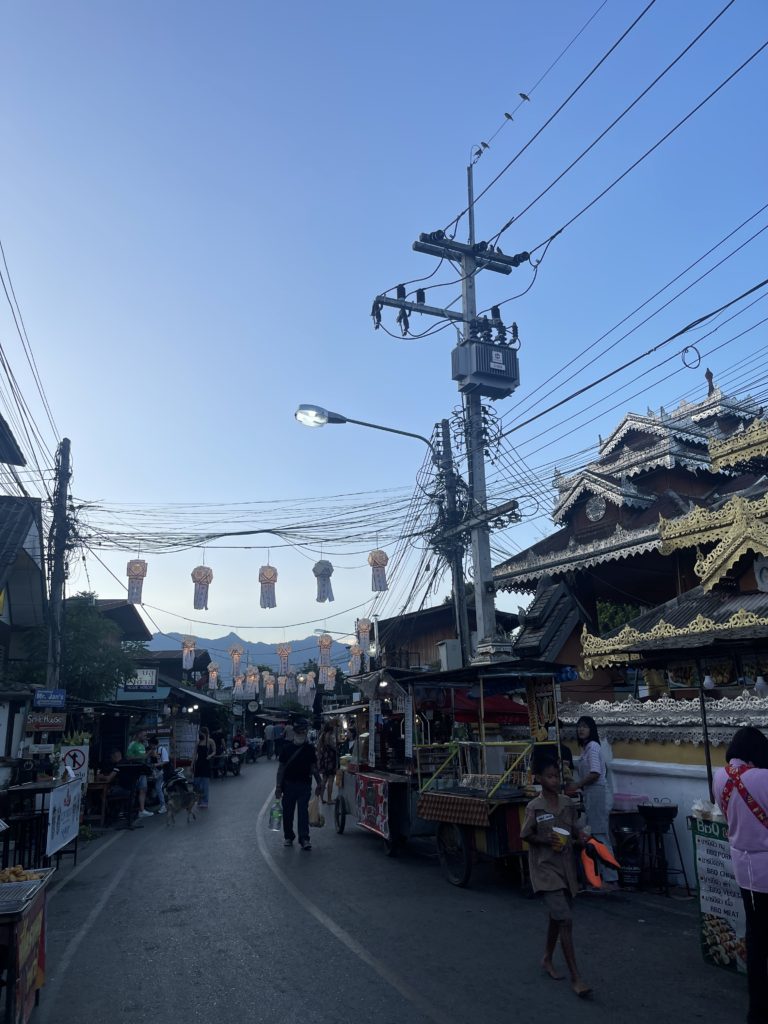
[313,560,335,603]
[182,636,196,672]
[276,644,291,676]
[368,550,389,592]
[126,559,148,604]
[245,665,258,697]
[265,676,275,700]
[229,644,244,680]
[207,662,219,690]
[349,644,362,675]
[325,666,337,692]
[259,565,278,609]
[357,619,371,669]
[286,673,297,693]
[191,565,213,610]
[278,674,287,696]
[233,674,245,698]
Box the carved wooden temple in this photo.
[492,381,767,698]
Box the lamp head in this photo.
[295,405,348,428]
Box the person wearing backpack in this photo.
[714,727,768,1024]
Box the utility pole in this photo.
[373,161,524,659]
[47,437,71,689]
[440,419,471,665]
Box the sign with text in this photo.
[60,744,89,790]
[690,817,746,973]
[46,780,81,856]
[16,890,46,1024]
[33,689,66,709]
[124,667,158,692]
[26,711,66,733]
[355,773,389,839]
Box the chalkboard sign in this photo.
[689,817,746,973]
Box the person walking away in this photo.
[521,759,591,998]
[566,715,618,890]
[275,719,322,850]
[192,727,216,809]
[125,729,153,817]
[147,736,167,815]
[264,722,275,760]
[714,727,768,1024]
[317,721,338,804]
[273,721,285,758]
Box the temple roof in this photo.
[552,469,654,523]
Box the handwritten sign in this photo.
[26,711,66,733]
[46,781,81,856]
[690,817,746,973]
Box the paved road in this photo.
[39,762,747,1024]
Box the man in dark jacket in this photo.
[275,718,322,850]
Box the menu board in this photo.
[173,721,199,763]
[355,773,389,839]
[690,817,746,973]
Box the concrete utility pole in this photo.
[462,165,497,645]
[440,418,471,665]
[47,437,71,688]
[373,161,524,658]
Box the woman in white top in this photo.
[566,715,618,889]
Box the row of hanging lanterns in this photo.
[125,548,389,610]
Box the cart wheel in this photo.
[437,823,472,887]
[334,797,346,834]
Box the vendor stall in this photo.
[329,659,566,881]
[0,866,55,1023]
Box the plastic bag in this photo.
[309,795,325,828]
[268,801,283,831]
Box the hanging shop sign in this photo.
[26,711,66,732]
[232,704,244,717]
[124,668,158,692]
[33,689,66,710]
[247,701,259,712]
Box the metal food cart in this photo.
[329,661,565,875]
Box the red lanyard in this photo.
[721,764,768,829]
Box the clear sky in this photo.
[0,0,766,649]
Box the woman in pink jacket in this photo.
[714,727,768,1024]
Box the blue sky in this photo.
[0,0,766,648]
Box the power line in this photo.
[443,0,659,234]
[500,277,768,439]
[529,38,768,255]
[490,0,738,243]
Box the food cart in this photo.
[329,660,564,876]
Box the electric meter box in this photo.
[451,342,520,399]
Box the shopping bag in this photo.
[308,795,325,828]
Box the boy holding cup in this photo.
[521,759,591,998]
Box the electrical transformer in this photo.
[451,341,520,399]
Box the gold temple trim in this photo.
[580,605,768,669]
[659,493,768,590]
[710,417,768,471]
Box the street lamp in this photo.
[295,404,471,667]
[295,404,436,456]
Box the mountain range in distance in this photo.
[147,630,351,675]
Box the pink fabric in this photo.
[714,759,768,893]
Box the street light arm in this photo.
[341,416,436,457]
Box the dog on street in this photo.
[164,785,199,825]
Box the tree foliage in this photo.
[596,599,642,635]
[21,593,145,701]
